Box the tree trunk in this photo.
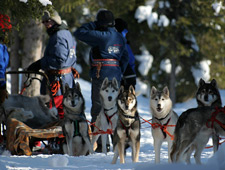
[22,19,44,96]
[10,28,20,94]
[169,57,176,106]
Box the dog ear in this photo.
[163,86,169,97]
[210,79,217,87]
[112,77,119,90]
[198,78,205,87]
[64,83,70,92]
[75,82,81,92]
[101,77,109,88]
[150,86,157,96]
[119,85,124,94]
[129,85,135,95]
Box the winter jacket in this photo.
[40,23,77,95]
[74,21,129,81]
[0,44,9,88]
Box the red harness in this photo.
[206,106,225,130]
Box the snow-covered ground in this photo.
[0,78,225,170]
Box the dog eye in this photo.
[208,90,212,94]
[112,90,115,92]
[155,98,158,101]
[106,90,108,92]
[162,98,164,100]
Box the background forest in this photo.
[0,0,225,104]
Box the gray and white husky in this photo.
[150,86,178,163]
[171,106,225,164]
[180,78,222,164]
[91,77,119,154]
[111,85,141,164]
[62,83,93,156]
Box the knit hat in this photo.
[96,9,115,27]
[115,18,128,33]
[42,10,62,25]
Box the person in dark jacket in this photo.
[27,10,77,119]
[115,18,136,90]
[74,9,129,124]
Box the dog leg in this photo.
[167,139,173,163]
[132,140,140,163]
[212,133,219,153]
[118,140,125,164]
[184,146,195,164]
[101,134,108,154]
[79,122,94,154]
[91,129,100,152]
[111,145,119,164]
[176,140,193,163]
[154,138,162,163]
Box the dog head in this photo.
[100,77,119,107]
[150,86,172,119]
[63,83,85,113]
[196,78,222,107]
[117,85,137,114]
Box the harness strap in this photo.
[140,116,175,140]
[104,110,117,124]
[206,106,225,130]
[46,67,72,75]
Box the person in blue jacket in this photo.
[27,10,77,119]
[115,18,136,90]
[0,14,11,104]
[0,43,9,104]
[74,9,129,124]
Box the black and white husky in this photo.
[112,85,141,164]
[91,77,119,154]
[179,78,222,164]
[62,83,93,156]
[150,86,178,163]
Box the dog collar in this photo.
[104,107,114,112]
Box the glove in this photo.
[27,59,41,71]
[0,88,8,104]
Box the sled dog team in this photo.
[1,77,223,164]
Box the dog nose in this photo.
[157,104,161,108]
[108,96,112,101]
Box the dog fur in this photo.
[170,106,225,164]
[150,86,178,163]
[91,77,119,154]
[181,78,222,164]
[111,85,140,164]
[62,83,93,156]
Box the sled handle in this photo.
[5,70,56,108]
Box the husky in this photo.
[171,106,225,164]
[91,77,119,154]
[182,78,222,164]
[62,83,93,156]
[196,78,222,107]
[150,86,178,163]
[0,94,58,131]
[111,85,140,164]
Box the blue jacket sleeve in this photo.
[0,44,9,87]
[74,22,110,47]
